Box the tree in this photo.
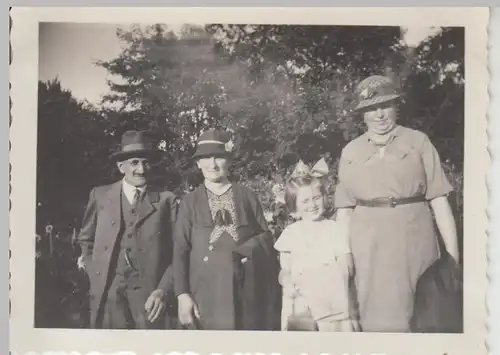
[96,24,232,193]
[205,25,404,179]
[403,27,464,169]
[95,23,464,219]
[206,25,402,85]
[36,79,102,328]
[37,80,108,232]
[402,27,465,258]
[35,24,466,327]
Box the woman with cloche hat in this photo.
[172,129,280,330]
[334,75,460,332]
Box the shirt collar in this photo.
[204,180,232,195]
[354,125,409,162]
[365,124,402,145]
[122,178,147,201]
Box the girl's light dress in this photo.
[274,218,353,331]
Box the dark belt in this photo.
[356,195,426,208]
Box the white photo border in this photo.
[10,7,490,355]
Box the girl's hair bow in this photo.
[290,157,329,179]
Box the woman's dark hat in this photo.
[109,130,159,162]
[193,129,234,159]
[354,75,401,111]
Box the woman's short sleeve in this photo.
[334,153,357,208]
[421,134,454,200]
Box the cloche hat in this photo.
[354,75,401,111]
[193,129,234,159]
[109,130,159,162]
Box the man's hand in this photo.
[177,293,200,327]
[145,289,165,323]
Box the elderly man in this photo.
[77,130,177,329]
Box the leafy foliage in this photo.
[35,24,464,328]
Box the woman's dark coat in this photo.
[410,251,463,333]
[173,183,281,330]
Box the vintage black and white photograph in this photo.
[10,7,489,355]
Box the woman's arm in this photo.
[419,133,458,263]
[157,193,179,295]
[430,196,460,263]
[172,197,193,297]
[335,210,354,277]
[335,208,353,267]
[235,189,275,257]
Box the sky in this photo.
[38,22,441,105]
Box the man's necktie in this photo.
[133,188,142,206]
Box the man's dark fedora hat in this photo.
[109,130,160,162]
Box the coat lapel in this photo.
[137,189,159,226]
[232,183,250,227]
[190,185,212,227]
[232,183,257,243]
[104,181,124,247]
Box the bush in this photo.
[34,25,464,328]
[35,225,90,328]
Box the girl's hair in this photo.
[284,174,327,213]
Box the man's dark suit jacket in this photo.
[77,180,177,328]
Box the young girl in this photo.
[274,162,359,332]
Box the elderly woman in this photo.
[173,129,280,330]
[334,75,460,333]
